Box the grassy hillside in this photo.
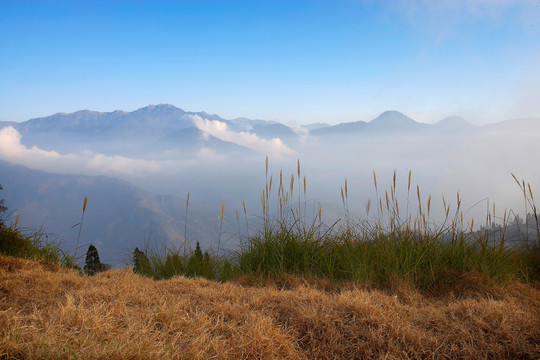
[0,254,539,359]
[1,164,540,358]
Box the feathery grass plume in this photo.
[406,169,412,217]
[73,195,88,261]
[236,208,242,246]
[243,199,249,240]
[373,170,382,221]
[261,190,266,219]
[393,169,396,193]
[512,174,539,247]
[416,185,422,216]
[184,192,190,256]
[303,175,307,218]
[297,160,301,220]
[14,214,19,228]
[217,202,225,256]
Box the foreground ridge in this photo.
[0,255,539,359]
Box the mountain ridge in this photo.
[0,159,224,266]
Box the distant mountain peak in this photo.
[137,104,183,113]
[435,116,473,126]
[370,110,415,125]
[59,109,101,116]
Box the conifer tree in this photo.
[194,241,203,262]
[84,244,102,275]
[133,247,151,276]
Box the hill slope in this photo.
[0,160,222,266]
[1,255,539,359]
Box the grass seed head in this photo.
[220,202,225,225]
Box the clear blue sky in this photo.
[1,0,539,124]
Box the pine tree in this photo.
[133,247,151,276]
[84,244,102,276]
[194,241,203,262]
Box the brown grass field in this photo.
[1,254,539,359]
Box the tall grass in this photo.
[134,160,539,291]
[0,184,68,264]
[235,163,539,290]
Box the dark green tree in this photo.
[84,244,102,275]
[193,241,203,262]
[133,247,151,276]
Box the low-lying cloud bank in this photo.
[0,126,161,177]
[1,117,540,226]
[192,115,295,159]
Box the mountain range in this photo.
[6,104,531,159]
[1,104,538,266]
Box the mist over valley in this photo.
[1,104,539,265]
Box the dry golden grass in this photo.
[1,255,539,359]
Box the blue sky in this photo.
[1,0,539,125]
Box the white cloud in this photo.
[0,126,61,159]
[191,115,295,159]
[197,147,226,160]
[0,126,161,177]
[86,153,161,175]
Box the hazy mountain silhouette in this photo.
[433,116,476,132]
[0,159,224,266]
[9,104,298,155]
[311,110,427,136]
